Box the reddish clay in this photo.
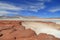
[0,20,59,40]
[11,29,36,38]
[38,33,60,40]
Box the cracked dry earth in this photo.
[0,20,60,40]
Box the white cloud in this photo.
[0,11,18,16]
[48,7,60,13]
[0,2,23,16]
[0,1,45,16]
[38,0,51,2]
[19,1,46,12]
[29,3,45,12]
[0,0,51,16]
[0,3,24,11]
[0,11,8,16]
[20,0,51,12]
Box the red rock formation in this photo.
[0,20,59,40]
[38,33,60,40]
[16,37,37,40]
[11,29,36,38]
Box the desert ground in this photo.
[0,19,60,40]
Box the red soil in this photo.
[0,20,59,40]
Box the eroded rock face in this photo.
[38,33,60,40]
[11,29,37,38]
[22,21,60,38]
[0,20,59,40]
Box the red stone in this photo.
[38,33,60,40]
[11,29,36,38]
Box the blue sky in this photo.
[0,0,60,18]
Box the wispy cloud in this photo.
[0,2,45,16]
[0,11,18,16]
[21,2,45,12]
[0,0,51,16]
[0,3,23,11]
[0,2,22,16]
[38,0,51,2]
[48,7,60,13]
[18,0,51,12]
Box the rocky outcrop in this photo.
[0,20,60,40]
[22,21,60,38]
[38,33,60,40]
